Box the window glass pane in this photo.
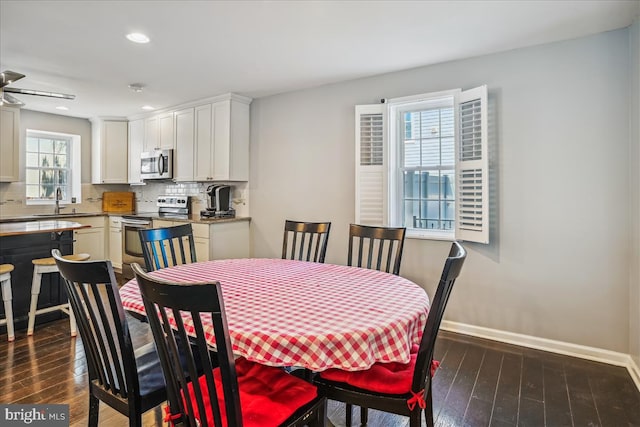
[426,173,440,199]
[58,170,68,185]
[26,169,39,185]
[26,185,40,199]
[40,169,56,199]
[442,201,455,229]
[39,153,53,168]
[404,200,420,228]
[26,153,39,167]
[420,110,441,138]
[40,139,54,153]
[54,154,68,168]
[420,138,439,167]
[403,140,420,168]
[440,108,455,136]
[441,137,455,165]
[403,171,419,199]
[26,137,39,152]
[441,170,455,199]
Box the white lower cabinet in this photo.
[108,216,123,269]
[70,216,106,260]
[152,219,249,262]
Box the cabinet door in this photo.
[159,112,175,150]
[128,119,144,184]
[174,108,195,182]
[102,121,128,183]
[109,216,123,269]
[74,228,105,260]
[0,106,19,182]
[144,116,159,152]
[194,104,213,181]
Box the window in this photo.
[26,130,81,204]
[355,86,489,243]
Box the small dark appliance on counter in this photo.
[201,184,235,218]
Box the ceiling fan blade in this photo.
[0,70,26,88]
[4,87,75,100]
[0,91,25,107]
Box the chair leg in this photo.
[27,270,42,336]
[360,406,368,426]
[68,304,77,337]
[346,403,353,427]
[1,277,14,341]
[88,394,99,427]
[424,386,434,427]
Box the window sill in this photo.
[406,229,455,241]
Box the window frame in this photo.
[354,85,489,244]
[388,90,458,240]
[25,129,81,205]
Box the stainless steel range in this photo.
[120,196,191,279]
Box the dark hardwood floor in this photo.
[1,317,638,426]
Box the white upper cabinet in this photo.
[194,96,250,181]
[174,107,195,182]
[128,118,144,184]
[143,115,159,152]
[91,118,128,184]
[158,112,175,150]
[0,106,20,182]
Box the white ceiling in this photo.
[1,0,638,119]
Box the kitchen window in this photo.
[25,129,81,204]
[354,85,489,243]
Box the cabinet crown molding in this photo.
[124,92,252,122]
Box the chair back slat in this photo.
[139,224,198,271]
[347,224,406,275]
[412,241,467,392]
[132,263,244,427]
[282,220,331,263]
[52,249,140,401]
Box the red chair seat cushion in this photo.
[181,357,317,427]
[319,345,438,395]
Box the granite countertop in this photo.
[0,220,92,237]
[0,212,251,225]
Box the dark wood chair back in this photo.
[138,223,197,271]
[412,241,466,395]
[282,220,331,263]
[131,263,243,427]
[52,249,165,426]
[313,241,466,427]
[347,223,406,275]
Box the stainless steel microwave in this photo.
[141,149,173,180]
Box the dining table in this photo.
[118,258,430,372]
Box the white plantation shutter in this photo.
[455,85,489,243]
[355,104,387,225]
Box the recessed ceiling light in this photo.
[55,106,69,111]
[141,105,155,111]
[128,83,145,92]
[126,32,150,44]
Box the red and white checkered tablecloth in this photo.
[119,258,429,372]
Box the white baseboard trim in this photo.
[440,320,640,392]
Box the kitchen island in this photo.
[0,220,91,336]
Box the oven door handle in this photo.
[122,219,152,226]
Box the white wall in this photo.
[629,18,640,369]
[250,28,633,353]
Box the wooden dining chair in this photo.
[138,223,197,271]
[282,220,331,263]
[315,241,467,427]
[347,223,406,275]
[131,263,327,427]
[51,249,168,427]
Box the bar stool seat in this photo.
[0,264,15,342]
[28,253,90,337]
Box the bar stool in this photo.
[27,253,90,337]
[0,264,15,342]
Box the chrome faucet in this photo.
[54,187,65,215]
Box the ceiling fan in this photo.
[0,70,75,107]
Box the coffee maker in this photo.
[201,185,235,218]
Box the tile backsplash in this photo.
[0,181,249,217]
